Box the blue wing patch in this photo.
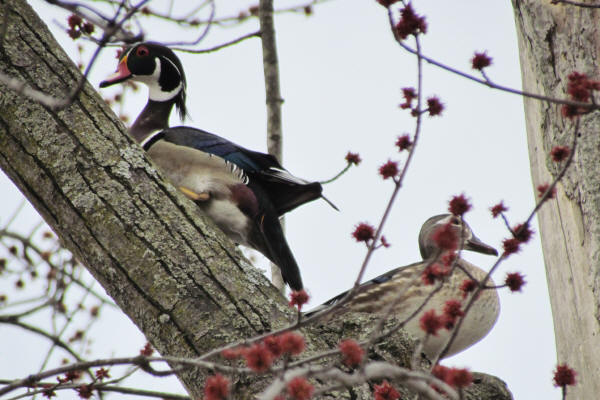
[156,126,280,174]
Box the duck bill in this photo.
[99,55,131,88]
[465,234,498,256]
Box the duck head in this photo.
[418,214,498,259]
[100,42,187,120]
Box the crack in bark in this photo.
[240,298,272,331]
[101,247,203,356]
[556,201,579,311]
[544,25,558,79]
[182,271,223,310]
[202,264,264,333]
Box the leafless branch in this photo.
[0,317,84,362]
[0,351,251,398]
[316,8,428,315]
[172,30,260,53]
[382,8,598,112]
[258,362,458,400]
[319,162,354,184]
[6,381,190,400]
[95,385,190,399]
[162,0,215,46]
[44,0,138,42]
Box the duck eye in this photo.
[136,46,150,57]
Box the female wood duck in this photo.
[100,42,335,291]
[308,214,499,359]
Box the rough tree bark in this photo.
[512,1,600,398]
[0,0,511,398]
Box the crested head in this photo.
[100,42,187,120]
[419,214,498,259]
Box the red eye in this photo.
[136,46,149,57]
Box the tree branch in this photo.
[259,0,286,293]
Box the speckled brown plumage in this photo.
[310,214,500,359]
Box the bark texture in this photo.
[512,1,600,398]
[0,0,511,398]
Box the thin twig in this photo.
[0,353,242,397]
[44,0,136,41]
[0,318,84,362]
[164,0,215,46]
[320,163,352,184]
[259,362,458,400]
[396,41,597,110]
[172,31,260,54]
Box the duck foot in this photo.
[179,186,210,201]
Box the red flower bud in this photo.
[448,194,471,216]
[419,309,443,336]
[204,374,230,400]
[289,289,310,311]
[471,52,492,70]
[339,339,365,367]
[352,222,375,242]
[553,364,577,387]
[505,272,526,292]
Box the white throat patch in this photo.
[133,57,182,102]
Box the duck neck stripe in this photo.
[141,131,164,151]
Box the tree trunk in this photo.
[0,0,511,398]
[512,1,600,398]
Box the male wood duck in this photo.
[308,214,499,359]
[100,42,335,291]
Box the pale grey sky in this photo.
[1,1,560,398]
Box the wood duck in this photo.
[100,42,335,291]
[308,214,500,359]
